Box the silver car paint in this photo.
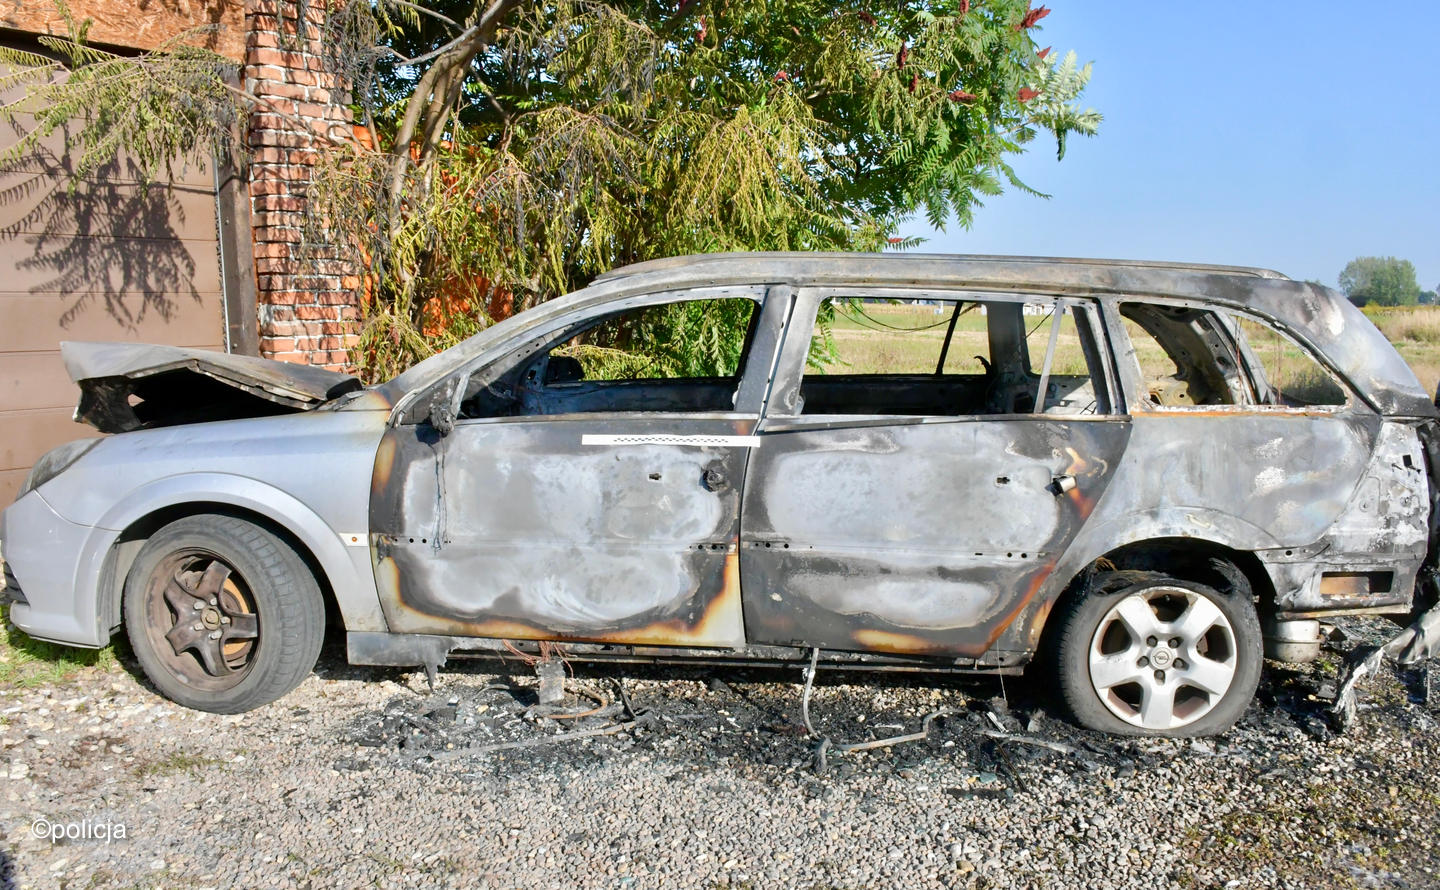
[2,254,1435,674]
[4,407,388,646]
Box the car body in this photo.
[4,253,1438,735]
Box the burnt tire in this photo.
[123,514,324,714]
[1050,573,1262,737]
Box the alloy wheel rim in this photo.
[143,551,260,692]
[1087,586,1238,731]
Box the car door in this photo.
[370,285,790,648]
[739,287,1131,660]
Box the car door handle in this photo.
[702,466,728,492]
[1050,473,1077,495]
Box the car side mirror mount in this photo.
[427,378,460,437]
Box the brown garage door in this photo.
[0,58,227,505]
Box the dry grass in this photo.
[815,301,1440,403]
[817,303,1092,376]
[1364,306,1440,398]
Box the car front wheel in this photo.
[1052,573,1262,736]
[123,514,324,713]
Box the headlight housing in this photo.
[17,438,101,500]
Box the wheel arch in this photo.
[1037,536,1277,657]
[86,474,384,640]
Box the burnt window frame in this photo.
[1103,296,1360,414]
[762,286,1122,422]
[396,284,777,426]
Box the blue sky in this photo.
[902,2,1440,291]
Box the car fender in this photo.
[1012,506,1286,649]
[82,472,385,638]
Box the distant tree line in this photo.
[1338,256,1436,307]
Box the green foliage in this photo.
[558,298,755,379]
[0,2,242,185]
[328,0,1099,379]
[1338,256,1422,307]
[0,0,1100,382]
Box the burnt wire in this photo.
[799,646,955,774]
[801,646,820,736]
[841,304,958,334]
[1026,307,1056,340]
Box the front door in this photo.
[740,289,1130,658]
[371,286,788,648]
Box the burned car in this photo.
[4,253,1438,737]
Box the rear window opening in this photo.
[1119,302,1348,409]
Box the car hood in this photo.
[61,341,363,433]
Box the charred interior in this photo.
[75,372,311,433]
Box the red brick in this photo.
[251,242,291,259]
[248,47,310,69]
[255,258,302,274]
[253,194,306,212]
[256,81,307,101]
[247,179,289,196]
[255,226,303,243]
[250,129,313,148]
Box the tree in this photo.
[1,0,1100,380]
[1338,256,1422,307]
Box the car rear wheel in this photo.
[1052,573,1262,736]
[123,514,324,713]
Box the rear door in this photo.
[739,287,1131,659]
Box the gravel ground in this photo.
[3,618,1440,890]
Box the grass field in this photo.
[818,301,1093,376]
[815,300,1440,401]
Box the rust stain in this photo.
[851,629,949,655]
[384,549,745,648]
[1061,446,1098,516]
[1025,598,1055,649]
[983,560,1057,650]
[373,555,401,600]
[371,435,398,497]
[594,550,743,645]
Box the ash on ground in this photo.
[4,616,1439,889]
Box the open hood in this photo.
[61,341,363,433]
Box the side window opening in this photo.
[457,296,759,418]
[1118,301,1348,409]
[799,295,1106,417]
[1118,303,1245,407]
[1232,316,1348,407]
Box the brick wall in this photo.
[243,0,359,370]
[0,0,246,61]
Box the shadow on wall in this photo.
[0,118,205,332]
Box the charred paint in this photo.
[352,253,1438,678]
[738,417,1128,658]
[371,434,397,499]
[371,416,753,649]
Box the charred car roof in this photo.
[381,253,1435,418]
